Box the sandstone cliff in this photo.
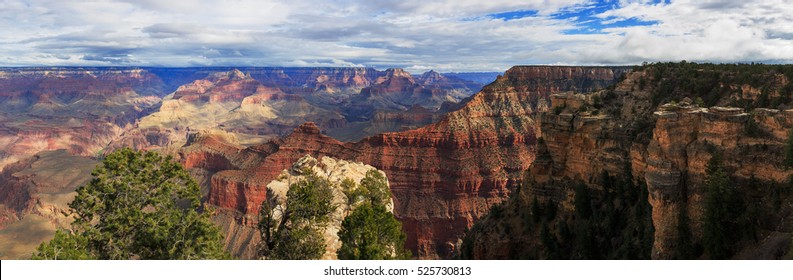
[0,66,493,259]
[461,63,793,260]
[645,104,793,258]
[185,66,629,259]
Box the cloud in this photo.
[0,0,791,71]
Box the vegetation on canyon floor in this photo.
[22,62,793,260]
[459,168,655,260]
[460,62,793,260]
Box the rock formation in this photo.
[0,68,165,170]
[185,66,629,259]
[461,63,793,260]
[0,66,493,259]
[114,69,348,150]
[0,150,97,259]
[645,104,793,258]
[262,155,393,259]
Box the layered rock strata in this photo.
[186,66,629,259]
[645,104,793,258]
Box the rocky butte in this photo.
[181,66,630,259]
[262,155,395,260]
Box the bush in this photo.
[574,182,592,219]
[786,129,793,169]
[338,170,411,260]
[338,203,410,260]
[702,152,744,259]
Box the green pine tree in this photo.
[337,203,410,260]
[785,128,793,169]
[338,170,411,260]
[33,148,229,260]
[32,230,93,260]
[675,207,696,259]
[702,152,743,259]
[574,182,592,219]
[258,169,336,260]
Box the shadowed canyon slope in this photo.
[0,150,97,259]
[182,66,631,259]
[461,63,793,260]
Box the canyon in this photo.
[0,66,495,259]
[2,63,791,260]
[182,66,631,258]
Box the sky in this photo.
[1,0,792,72]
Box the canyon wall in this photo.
[462,63,793,259]
[0,69,165,170]
[645,104,793,258]
[188,66,629,259]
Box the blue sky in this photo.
[0,0,791,72]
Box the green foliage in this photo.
[33,148,229,260]
[338,170,411,260]
[744,116,765,138]
[338,203,411,260]
[574,182,592,219]
[531,196,541,223]
[32,230,93,260]
[674,208,699,259]
[573,220,597,259]
[553,105,564,115]
[544,199,557,221]
[785,129,793,169]
[340,178,358,205]
[540,221,560,259]
[267,225,327,260]
[358,170,391,206]
[592,95,603,109]
[694,97,705,107]
[640,62,793,109]
[258,170,336,260]
[702,152,745,259]
[459,170,654,260]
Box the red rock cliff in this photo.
[190,66,629,259]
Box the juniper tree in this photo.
[33,148,229,260]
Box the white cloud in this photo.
[0,0,790,71]
[595,0,793,63]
